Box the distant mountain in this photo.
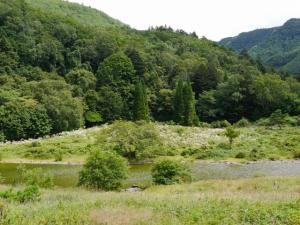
[219,19,300,74]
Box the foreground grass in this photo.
[0,122,299,163]
[0,176,299,225]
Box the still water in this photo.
[0,161,299,188]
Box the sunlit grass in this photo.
[0,176,299,225]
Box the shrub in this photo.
[99,121,165,160]
[195,149,228,159]
[211,120,231,128]
[0,185,40,203]
[181,147,203,157]
[31,142,42,148]
[268,110,288,128]
[235,118,250,127]
[54,150,63,162]
[79,151,128,191]
[18,166,54,189]
[293,150,300,159]
[151,159,191,185]
[15,185,41,203]
[224,126,240,148]
[249,149,266,160]
[235,152,246,159]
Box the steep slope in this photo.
[25,0,126,28]
[220,19,300,74]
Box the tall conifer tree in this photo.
[173,79,184,123]
[133,81,149,121]
[182,81,199,126]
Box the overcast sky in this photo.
[68,0,299,41]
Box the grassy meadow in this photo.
[0,121,299,163]
[0,176,299,225]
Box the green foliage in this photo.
[151,159,192,185]
[0,101,51,141]
[85,111,102,126]
[0,185,40,203]
[235,118,250,127]
[97,87,125,122]
[220,19,300,74]
[22,80,84,133]
[133,81,149,121]
[79,150,128,191]
[65,69,96,95]
[182,81,199,126]
[224,126,240,147]
[268,110,288,128]
[17,166,54,189]
[293,150,300,159]
[173,79,184,124]
[174,80,199,126]
[211,120,231,128]
[54,150,63,162]
[0,0,300,142]
[99,121,164,160]
[125,48,146,77]
[235,152,246,159]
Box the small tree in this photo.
[151,159,191,185]
[224,126,240,148]
[79,151,128,191]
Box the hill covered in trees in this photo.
[219,19,300,75]
[1,0,300,141]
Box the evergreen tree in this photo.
[182,81,199,126]
[125,48,146,77]
[133,81,149,121]
[173,79,184,124]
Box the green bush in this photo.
[195,149,228,159]
[79,151,129,191]
[31,142,42,148]
[234,118,250,127]
[151,159,192,185]
[99,121,165,160]
[235,152,246,159]
[249,149,266,160]
[293,150,300,159]
[0,185,40,203]
[54,150,63,162]
[211,120,231,128]
[18,166,54,189]
[181,147,203,157]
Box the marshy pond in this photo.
[0,161,299,188]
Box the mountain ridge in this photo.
[219,18,300,74]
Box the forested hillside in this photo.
[220,19,300,75]
[1,0,300,141]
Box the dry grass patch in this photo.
[90,207,158,225]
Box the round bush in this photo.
[151,159,191,185]
[79,151,128,191]
[235,118,250,127]
[235,152,246,159]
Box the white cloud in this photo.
[67,0,300,41]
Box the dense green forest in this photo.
[1,0,300,141]
[220,19,300,75]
